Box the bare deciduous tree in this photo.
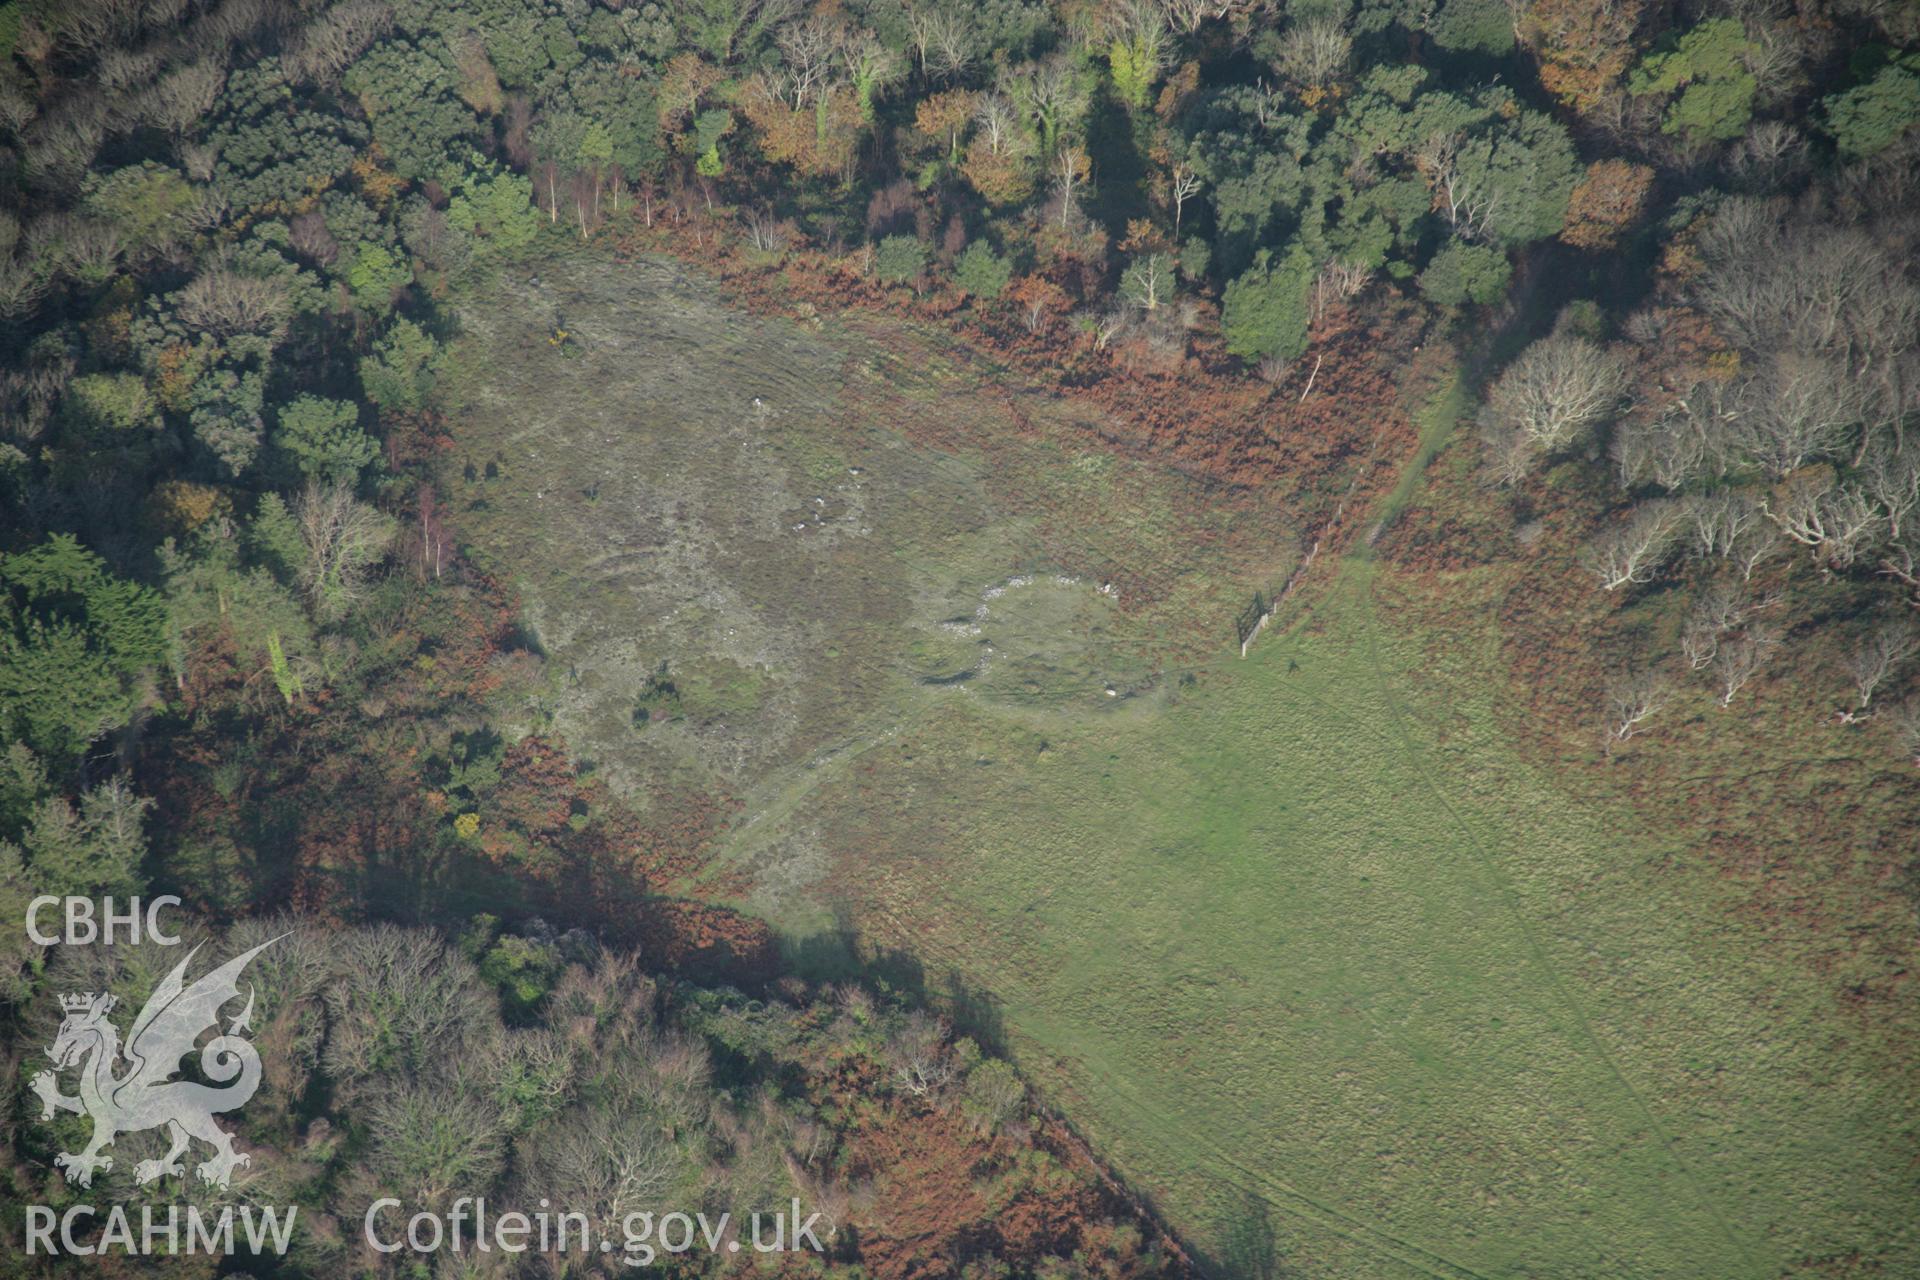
[1123,253,1171,312]
[1484,335,1630,456]
[1157,0,1262,34]
[1477,419,1534,486]
[1274,15,1351,91]
[524,1105,685,1236]
[289,210,340,265]
[1095,0,1173,79]
[185,188,230,233]
[840,29,905,113]
[1726,120,1808,187]
[1881,540,1920,610]
[0,262,49,321]
[141,58,227,134]
[175,139,217,183]
[1007,55,1083,152]
[1714,625,1783,707]
[99,46,164,96]
[177,266,292,338]
[367,1080,506,1209]
[1740,23,1805,103]
[0,79,35,135]
[1684,490,1763,560]
[1845,620,1918,708]
[972,91,1021,155]
[285,1,393,86]
[24,114,106,191]
[1730,352,1867,477]
[1696,214,1892,358]
[1051,146,1091,230]
[742,206,791,252]
[1614,410,1711,491]
[1680,582,1778,669]
[1088,304,1128,351]
[58,217,124,281]
[1887,697,1920,763]
[1586,500,1681,591]
[1683,585,1738,670]
[45,0,146,57]
[1417,129,1505,242]
[1680,619,1718,671]
[1169,162,1202,237]
[295,483,397,622]
[885,1011,955,1097]
[1864,440,1920,539]
[906,7,974,80]
[773,15,842,109]
[1312,258,1369,319]
[321,926,499,1100]
[1762,469,1886,568]
[1606,667,1672,742]
[1732,519,1782,581]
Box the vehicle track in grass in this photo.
[1346,574,1766,1278]
[832,377,1771,1279]
[1030,374,1769,1279]
[862,894,1496,1280]
[1331,385,1769,1280]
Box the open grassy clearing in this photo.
[728,389,1913,1277]
[440,250,1295,901]
[442,257,1915,1278]
[803,563,1914,1278]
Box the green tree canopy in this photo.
[344,38,480,183]
[1628,19,1758,142]
[81,163,199,254]
[0,766,151,1002]
[276,396,380,482]
[360,317,445,413]
[345,242,414,312]
[0,537,167,768]
[1823,52,1920,157]
[446,161,543,258]
[1419,241,1511,306]
[875,235,928,285]
[64,373,156,434]
[954,241,1013,299]
[1424,0,1515,55]
[1221,246,1315,362]
[203,61,369,210]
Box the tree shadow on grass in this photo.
[783,910,1009,1054]
[1193,1191,1304,1280]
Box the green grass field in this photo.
[445,256,1917,1279]
[783,522,1916,1279]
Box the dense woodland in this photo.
[13,916,1181,1277]
[1,0,1918,1273]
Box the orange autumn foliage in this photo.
[1561,159,1655,249]
[1519,0,1649,114]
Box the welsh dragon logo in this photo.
[30,938,280,1189]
